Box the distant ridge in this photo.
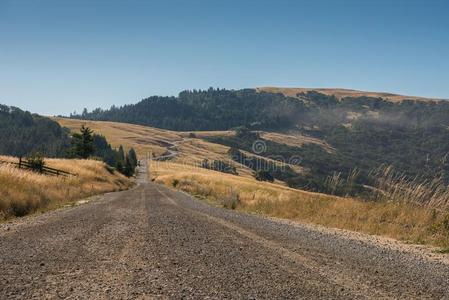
[257,87,445,102]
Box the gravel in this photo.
[1,168,448,299]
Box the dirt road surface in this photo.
[1,166,448,299]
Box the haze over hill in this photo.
[68,87,449,198]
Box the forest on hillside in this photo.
[0,105,71,157]
[0,105,137,177]
[71,88,449,195]
[71,88,307,131]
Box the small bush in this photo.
[254,170,274,182]
[222,189,240,210]
[26,153,45,173]
[172,179,180,187]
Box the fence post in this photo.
[19,156,22,169]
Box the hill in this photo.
[257,87,445,102]
[69,88,449,196]
[0,105,71,157]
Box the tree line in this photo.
[69,125,138,177]
[0,105,138,177]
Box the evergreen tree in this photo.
[123,155,134,177]
[71,125,94,159]
[117,145,125,162]
[116,160,124,173]
[128,148,138,169]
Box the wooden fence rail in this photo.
[0,158,77,177]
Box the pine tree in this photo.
[117,145,125,162]
[71,125,94,159]
[123,155,134,177]
[128,148,138,169]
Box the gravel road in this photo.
[1,167,449,299]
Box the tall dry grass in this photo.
[0,156,133,220]
[369,165,449,209]
[152,161,449,248]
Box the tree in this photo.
[117,145,125,162]
[71,125,94,159]
[254,170,274,182]
[116,160,124,173]
[128,148,138,169]
[123,155,135,177]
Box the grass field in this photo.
[0,156,133,220]
[152,161,449,249]
[55,118,308,178]
[54,117,184,157]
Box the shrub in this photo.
[26,153,45,173]
[222,189,240,210]
[254,170,274,182]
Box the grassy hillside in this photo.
[55,117,183,157]
[256,87,444,102]
[0,156,133,220]
[54,118,306,180]
[67,88,449,197]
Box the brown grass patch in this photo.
[0,156,133,220]
[54,117,184,157]
[260,131,334,153]
[257,87,442,103]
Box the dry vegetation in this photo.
[260,131,334,153]
[370,165,449,209]
[54,117,184,157]
[54,118,312,177]
[0,156,132,220]
[152,161,449,249]
[257,87,443,102]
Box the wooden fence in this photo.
[0,157,77,177]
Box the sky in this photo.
[1,0,448,115]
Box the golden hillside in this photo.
[55,118,325,180]
[257,87,443,102]
[0,156,132,220]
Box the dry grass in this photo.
[152,161,449,248]
[0,156,133,220]
[257,87,442,103]
[260,131,334,153]
[370,165,449,209]
[54,117,184,157]
[54,118,270,178]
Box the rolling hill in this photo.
[256,87,445,102]
[68,87,449,196]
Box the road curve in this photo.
[1,168,448,299]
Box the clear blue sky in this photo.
[1,0,448,115]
